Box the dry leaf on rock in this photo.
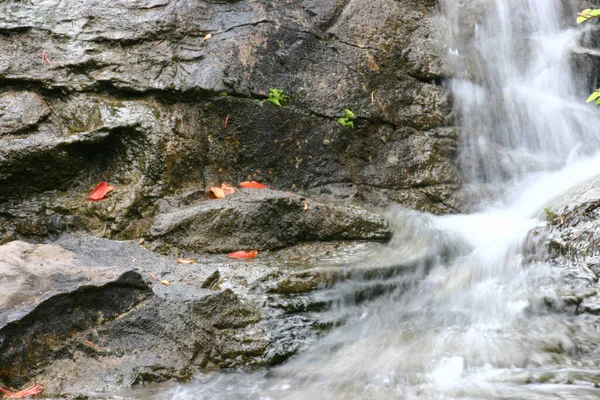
[0,383,44,398]
[227,250,258,259]
[221,182,237,195]
[89,182,115,201]
[206,186,226,198]
[177,257,197,264]
[239,181,267,189]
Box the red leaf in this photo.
[221,182,237,196]
[3,382,44,398]
[239,181,267,189]
[89,182,115,201]
[227,250,258,259]
[224,114,230,128]
[206,186,225,198]
[41,50,51,64]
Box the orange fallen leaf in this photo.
[203,33,212,41]
[161,280,170,286]
[89,182,115,201]
[177,257,197,264]
[239,181,267,189]
[206,186,225,198]
[1,383,44,398]
[227,250,258,259]
[85,339,101,351]
[41,50,51,65]
[303,200,309,211]
[221,182,237,196]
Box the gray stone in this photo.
[150,189,392,252]
[0,237,266,394]
[0,0,460,244]
[0,91,50,136]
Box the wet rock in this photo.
[0,91,50,136]
[150,189,392,253]
[0,231,417,397]
[0,237,268,394]
[0,0,460,243]
[0,241,153,387]
[525,175,600,312]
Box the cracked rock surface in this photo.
[0,234,393,396]
[0,0,459,243]
[0,0,459,396]
[150,188,392,253]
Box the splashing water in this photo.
[125,1,600,399]
[444,0,600,188]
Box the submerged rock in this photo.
[150,189,392,253]
[525,175,600,313]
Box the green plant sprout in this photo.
[578,9,600,105]
[587,90,600,105]
[577,8,600,24]
[266,88,289,107]
[543,207,557,222]
[337,109,355,128]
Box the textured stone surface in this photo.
[0,234,401,396]
[0,0,460,244]
[525,175,600,314]
[150,189,392,252]
[0,236,265,393]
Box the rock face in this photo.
[525,175,600,315]
[151,189,392,252]
[0,234,405,396]
[0,236,270,394]
[0,0,459,396]
[0,0,459,242]
[528,176,600,280]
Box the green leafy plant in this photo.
[587,90,600,105]
[266,88,289,107]
[578,9,600,105]
[577,8,600,24]
[337,109,355,128]
[543,207,557,222]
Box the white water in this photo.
[128,0,600,398]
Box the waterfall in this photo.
[442,0,600,191]
[127,1,600,399]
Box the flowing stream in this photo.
[126,0,600,398]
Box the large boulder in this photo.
[0,237,267,394]
[150,189,392,252]
[0,232,409,397]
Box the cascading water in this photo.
[444,0,600,191]
[126,1,600,398]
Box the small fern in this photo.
[266,88,289,107]
[337,109,355,128]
